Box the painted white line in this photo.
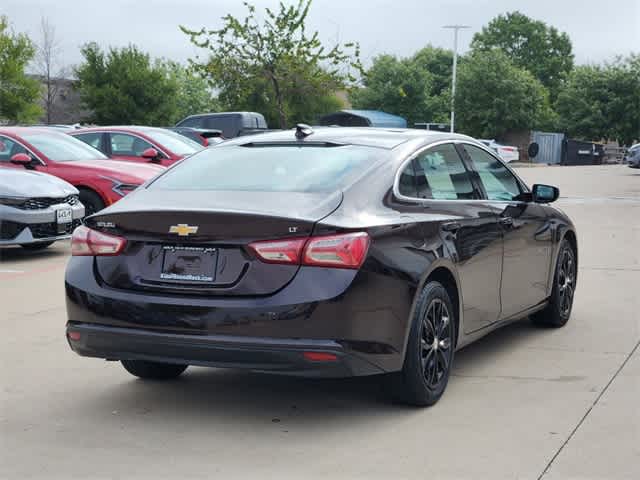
[0,269,25,274]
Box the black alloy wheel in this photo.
[388,281,456,406]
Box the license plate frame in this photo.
[160,246,217,283]
[56,208,73,224]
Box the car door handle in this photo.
[499,216,514,226]
[442,222,461,232]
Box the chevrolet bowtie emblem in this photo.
[169,224,199,236]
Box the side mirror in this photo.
[10,153,32,165]
[532,184,559,203]
[528,142,539,159]
[141,147,160,161]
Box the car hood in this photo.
[0,169,78,197]
[60,159,164,182]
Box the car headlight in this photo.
[0,196,26,207]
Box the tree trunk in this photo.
[270,75,287,129]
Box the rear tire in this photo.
[388,281,456,406]
[78,189,105,216]
[21,241,54,250]
[532,239,576,328]
[121,360,188,380]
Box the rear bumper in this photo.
[65,256,414,376]
[66,322,384,377]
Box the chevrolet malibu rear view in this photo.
[65,127,578,406]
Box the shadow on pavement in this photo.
[66,318,552,426]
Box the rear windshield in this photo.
[149,144,384,193]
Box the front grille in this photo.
[0,219,82,240]
[16,195,80,210]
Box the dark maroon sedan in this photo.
[65,126,577,406]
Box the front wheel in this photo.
[388,281,456,406]
[121,360,188,380]
[78,189,105,216]
[532,239,576,327]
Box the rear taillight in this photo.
[71,225,127,256]
[249,232,370,270]
[248,238,306,265]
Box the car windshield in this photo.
[142,129,203,155]
[22,132,107,161]
[150,144,384,193]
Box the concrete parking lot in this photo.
[1,165,638,479]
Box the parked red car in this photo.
[0,128,164,214]
[69,126,203,166]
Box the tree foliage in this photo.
[351,46,452,125]
[455,50,554,139]
[181,0,360,128]
[165,62,220,124]
[471,11,573,99]
[75,43,178,125]
[0,16,42,123]
[556,55,640,145]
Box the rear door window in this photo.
[414,144,477,200]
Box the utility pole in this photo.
[443,25,470,133]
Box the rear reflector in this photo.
[67,331,81,341]
[249,232,370,269]
[71,225,127,256]
[303,352,338,362]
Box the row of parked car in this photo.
[0,110,527,251]
[0,112,267,250]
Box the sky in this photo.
[2,0,639,69]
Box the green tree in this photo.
[181,0,361,128]
[455,50,554,138]
[471,11,573,99]
[556,56,640,145]
[351,46,452,125]
[75,43,178,125]
[0,16,42,123]
[165,62,220,124]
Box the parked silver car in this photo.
[0,169,85,249]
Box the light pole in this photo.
[443,25,470,133]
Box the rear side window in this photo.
[414,144,476,200]
[150,145,386,193]
[463,144,522,201]
[177,117,202,128]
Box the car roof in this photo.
[0,127,66,136]
[221,127,477,150]
[71,126,165,133]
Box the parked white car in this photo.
[479,139,520,163]
[0,169,85,250]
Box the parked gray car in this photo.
[626,144,640,168]
[0,169,85,249]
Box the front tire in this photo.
[78,189,105,216]
[532,239,576,327]
[389,281,456,406]
[121,360,187,380]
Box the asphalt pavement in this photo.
[1,164,638,479]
